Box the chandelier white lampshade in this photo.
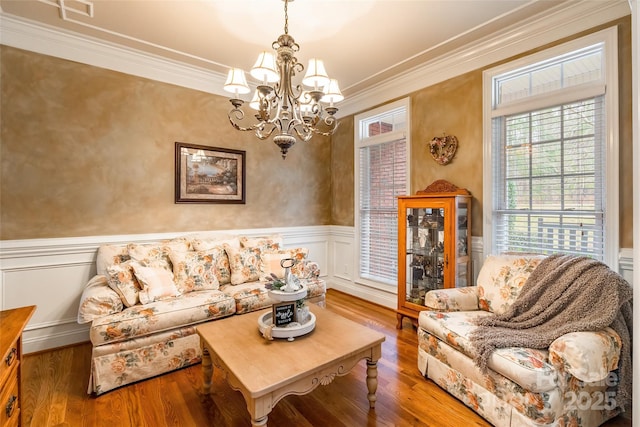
[302,58,330,90]
[223,68,251,95]
[224,0,344,159]
[250,51,279,83]
[321,79,344,105]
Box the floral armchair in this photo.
[417,254,628,427]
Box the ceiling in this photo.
[1,0,578,96]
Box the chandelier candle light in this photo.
[223,0,344,159]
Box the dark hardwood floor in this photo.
[22,289,632,426]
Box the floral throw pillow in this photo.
[239,234,283,250]
[260,248,309,280]
[191,235,240,251]
[131,262,181,304]
[127,240,189,271]
[96,244,130,277]
[106,261,141,307]
[169,249,221,293]
[476,254,545,314]
[225,244,262,285]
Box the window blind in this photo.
[359,138,407,283]
[492,97,606,260]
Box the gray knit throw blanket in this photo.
[469,254,633,412]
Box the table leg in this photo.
[202,345,213,394]
[366,359,378,408]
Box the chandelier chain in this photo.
[284,0,289,35]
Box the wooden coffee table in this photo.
[196,305,385,426]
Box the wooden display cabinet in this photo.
[396,180,471,329]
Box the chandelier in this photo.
[223,0,344,159]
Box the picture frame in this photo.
[175,142,246,204]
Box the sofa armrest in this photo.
[549,327,622,383]
[77,275,123,324]
[424,286,480,311]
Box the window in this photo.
[355,98,410,288]
[483,28,619,266]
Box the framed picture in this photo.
[175,142,245,204]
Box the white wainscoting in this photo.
[0,225,634,353]
[0,226,330,354]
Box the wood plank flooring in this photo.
[22,289,632,426]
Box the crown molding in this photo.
[337,0,631,117]
[0,12,229,97]
[0,1,631,113]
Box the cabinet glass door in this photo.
[455,197,470,287]
[405,206,446,305]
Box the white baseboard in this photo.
[25,326,90,354]
[328,277,397,309]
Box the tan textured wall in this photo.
[330,115,355,226]
[618,19,634,249]
[330,17,633,248]
[410,71,484,237]
[0,46,331,240]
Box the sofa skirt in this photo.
[89,326,201,395]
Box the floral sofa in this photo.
[77,233,325,395]
[417,254,630,427]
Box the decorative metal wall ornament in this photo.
[429,134,458,165]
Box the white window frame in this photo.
[482,27,619,268]
[354,97,411,291]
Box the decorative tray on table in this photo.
[258,258,316,341]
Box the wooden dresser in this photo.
[0,306,35,427]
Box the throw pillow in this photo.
[260,247,309,280]
[162,237,192,251]
[260,252,290,280]
[476,254,545,314]
[131,262,181,304]
[225,244,262,285]
[105,261,141,307]
[77,275,124,324]
[206,245,232,285]
[96,244,130,277]
[169,249,221,293]
[127,240,189,270]
[239,234,283,250]
[191,235,240,251]
[286,247,309,277]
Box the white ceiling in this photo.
[1,0,575,96]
